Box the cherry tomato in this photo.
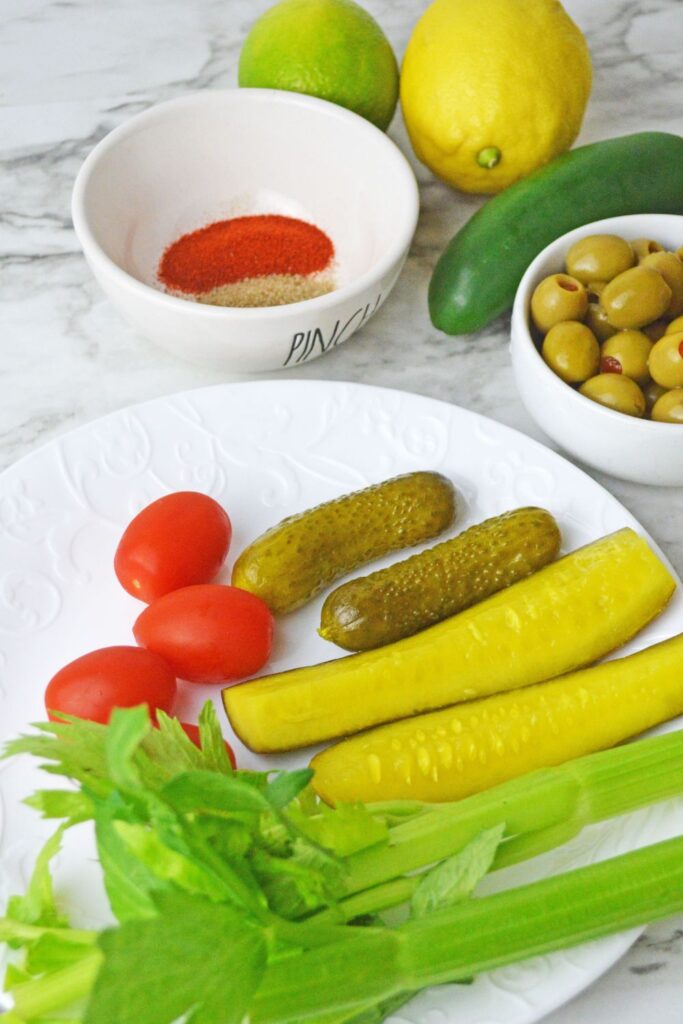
[114,491,232,603]
[45,646,177,724]
[179,722,237,768]
[133,584,273,683]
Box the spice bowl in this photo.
[72,90,419,372]
[510,213,683,486]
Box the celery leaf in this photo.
[289,801,389,857]
[6,825,67,930]
[85,890,266,1024]
[411,824,505,919]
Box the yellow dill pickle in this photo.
[231,471,456,614]
[319,507,560,652]
[223,529,675,753]
[310,630,683,804]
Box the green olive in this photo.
[631,238,665,262]
[665,315,683,335]
[600,330,652,385]
[579,374,646,417]
[641,251,683,317]
[586,280,607,299]
[584,302,617,342]
[643,380,667,413]
[531,274,588,333]
[642,320,669,342]
[541,321,600,383]
[565,234,635,284]
[648,331,683,389]
[651,388,683,423]
[600,266,672,329]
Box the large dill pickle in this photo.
[223,529,675,753]
[231,472,456,614]
[319,507,561,652]
[310,630,683,804]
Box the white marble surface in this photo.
[2,0,683,1019]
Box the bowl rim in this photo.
[71,89,420,321]
[511,212,683,433]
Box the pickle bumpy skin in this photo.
[231,471,457,614]
[311,630,683,803]
[319,507,561,651]
[223,529,675,753]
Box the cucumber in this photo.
[319,507,560,652]
[231,471,456,614]
[429,132,683,335]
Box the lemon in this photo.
[401,0,592,194]
[239,0,399,131]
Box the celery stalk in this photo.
[10,951,102,1020]
[253,833,683,1024]
[343,731,683,895]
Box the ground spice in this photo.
[158,214,335,308]
[196,274,335,308]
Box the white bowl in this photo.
[72,90,418,372]
[511,214,683,486]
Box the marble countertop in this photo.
[2,0,683,1019]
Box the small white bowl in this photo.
[72,90,418,372]
[511,214,683,486]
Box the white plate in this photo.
[1,380,682,1023]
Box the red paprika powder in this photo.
[158,214,336,308]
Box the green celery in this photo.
[342,731,683,895]
[252,833,683,1024]
[10,951,102,1020]
[316,826,504,925]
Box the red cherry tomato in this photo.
[114,491,232,603]
[180,722,236,768]
[45,646,177,724]
[133,584,273,684]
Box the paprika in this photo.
[158,214,336,308]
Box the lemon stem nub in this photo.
[477,146,501,169]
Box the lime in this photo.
[238,0,399,131]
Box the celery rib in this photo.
[10,951,103,1020]
[343,732,683,895]
[253,834,683,1024]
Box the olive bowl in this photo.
[510,213,683,486]
[71,90,418,372]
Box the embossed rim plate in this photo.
[1,379,682,1023]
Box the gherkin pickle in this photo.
[231,472,457,614]
[319,508,561,652]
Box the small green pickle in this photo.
[319,507,561,651]
[232,471,456,614]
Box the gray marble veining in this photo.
[2,0,683,1018]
